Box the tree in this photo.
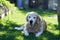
[57,1,60,39]
[57,0,60,30]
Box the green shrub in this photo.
[0,0,15,9]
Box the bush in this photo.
[0,0,15,9]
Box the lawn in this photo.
[0,0,59,40]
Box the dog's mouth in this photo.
[30,20,33,26]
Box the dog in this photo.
[15,11,47,37]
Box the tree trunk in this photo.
[57,1,60,39]
[57,0,60,30]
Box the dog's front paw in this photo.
[25,33,29,36]
[14,27,21,30]
[35,34,40,37]
[35,33,41,37]
[14,27,24,30]
[24,31,29,36]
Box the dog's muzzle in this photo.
[30,20,33,25]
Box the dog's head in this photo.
[26,11,41,26]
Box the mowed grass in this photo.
[0,4,59,40]
[0,8,59,40]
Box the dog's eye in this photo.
[29,16,31,18]
[33,17,36,19]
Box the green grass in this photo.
[0,8,59,40]
[0,0,59,40]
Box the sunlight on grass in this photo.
[16,36,24,40]
[42,36,48,40]
[4,11,26,25]
[9,13,26,25]
[43,15,58,24]
[48,30,59,35]
[43,15,59,36]
[0,31,7,35]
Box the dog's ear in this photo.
[37,15,41,24]
[26,15,28,21]
[26,12,29,21]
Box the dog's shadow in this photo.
[23,33,37,40]
[23,30,59,40]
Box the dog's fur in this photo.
[15,11,47,37]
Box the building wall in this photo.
[23,0,29,8]
[48,0,58,10]
[16,0,58,10]
[38,0,44,9]
[16,0,48,9]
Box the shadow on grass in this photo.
[0,20,20,31]
[0,20,23,40]
[23,30,59,40]
[48,23,58,30]
[0,20,59,40]
[19,9,57,16]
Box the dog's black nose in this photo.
[30,20,33,25]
